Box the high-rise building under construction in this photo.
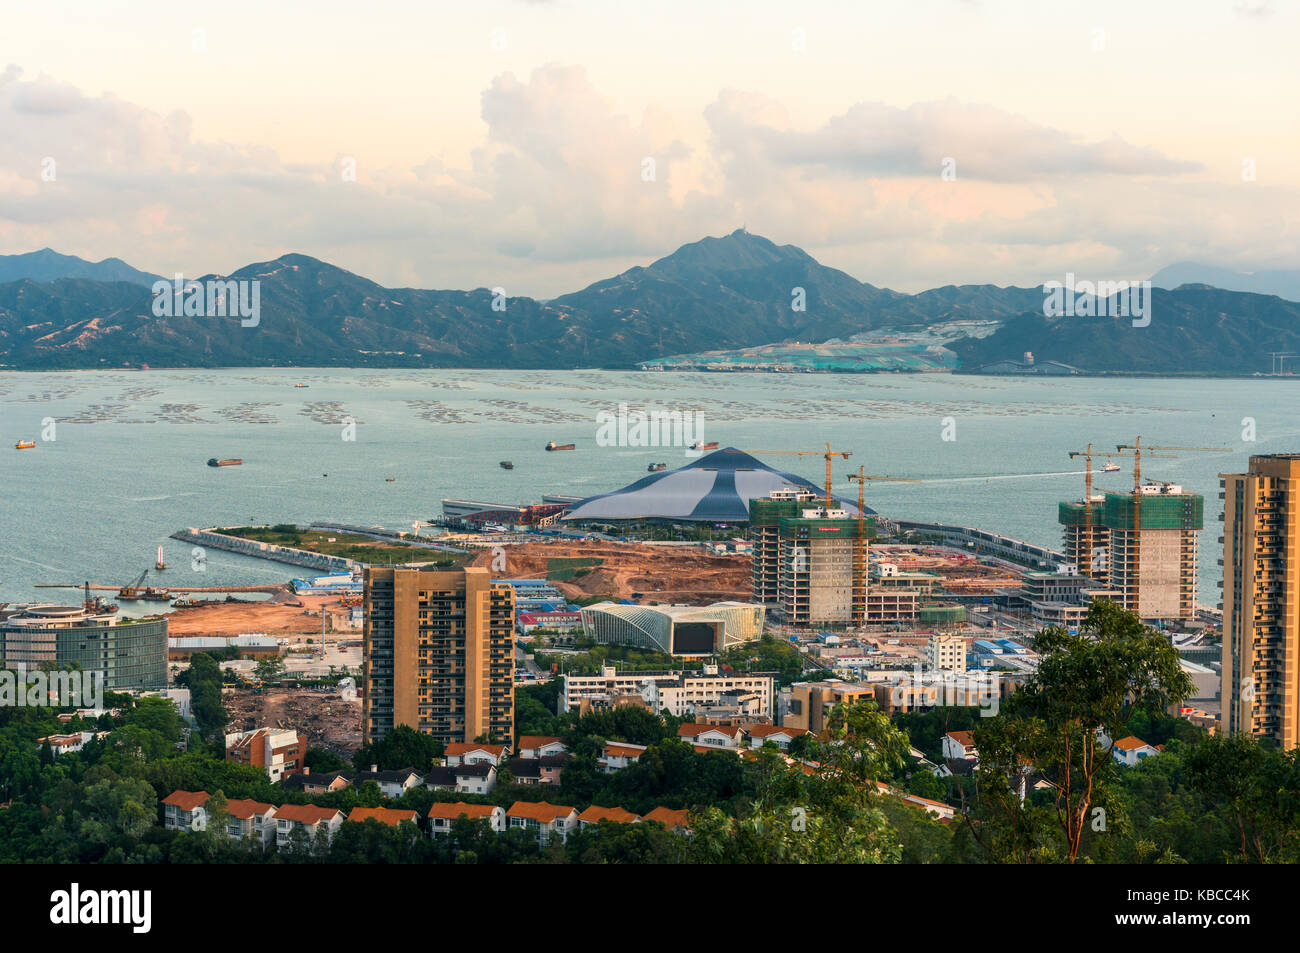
[363,567,515,747]
[1221,455,1300,748]
[749,490,874,626]
[1059,482,1203,620]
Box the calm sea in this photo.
[2,368,1296,607]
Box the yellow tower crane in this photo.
[744,443,852,507]
[847,468,920,627]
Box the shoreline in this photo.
[1,365,1299,382]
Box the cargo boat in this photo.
[545,442,575,451]
[208,458,243,467]
[690,441,718,451]
[14,440,35,450]
[500,461,514,469]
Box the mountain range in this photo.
[1,232,1297,374]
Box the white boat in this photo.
[1100,462,1121,473]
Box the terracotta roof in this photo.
[506,800,577,823]
[273,803,342,824]
[946,730,977,749]
[162,790,210,811]
[677,723,741,739]
[428,802,500,821]
[225,798,275,819]
[602,743,647,758]
[642,806,690,830]
[445,742,507,758]
[1113,735,1153,752]
[347,806,419,826]
[749,725,809,739]
[517,736,564,750]
[578,805,640,824]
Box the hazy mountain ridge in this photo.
[0,232,1293,373]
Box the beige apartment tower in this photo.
[363,567,515,747]
[1222,455,1300,749]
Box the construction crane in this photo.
[847,468,920,627]
[744,443,852,507]
[1067,443,1176,577]
[1112,437,1228,612]
[118,569,148,599]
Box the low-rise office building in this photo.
[561,664,775,720]
[0,605,167,690]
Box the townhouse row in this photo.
[163,790,690,849]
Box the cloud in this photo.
[0,62,1290,297]
[706,92,1200,182]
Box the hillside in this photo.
[0,232,1294,374]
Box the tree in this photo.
[254,656,286,683]
[1183,734,1300,863]
[971,600,1193,863]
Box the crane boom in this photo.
[744,443,852,507]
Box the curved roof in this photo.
[561,447,872,523]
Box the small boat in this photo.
[690,441,719,451]
[170,599,200,609]
[500,461,514,470]
[207,458,243,467]
[1101,462,1121,473]
[294,383,309,388]
[647,462,667,472]
[385,477,396,482]
[545,442,575,451]
[14,440,35,450]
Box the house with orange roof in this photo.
[941,730,978,763]
[444,742,509,767]
[599,741,648,773]
[641,806,691,832]
[428,802,506,835]
[577,805,640,831]
[506,800,578,845]
[225,727,307,783]
[347,806,420,828]
[161,790,211,831]
[872,781,957,821]
[677,723,744,749]
[1111,735,1161,767]
[273,803,344,847]
[747,725,810,750]
[516,736,568,759]
[223,798,278,845]
[36,732,102,758]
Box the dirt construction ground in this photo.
[224,687,362,758]
[469,541,750,603]
[165,594,351,640]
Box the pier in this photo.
[169,527,359,572]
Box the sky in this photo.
[0,0,1296,296]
